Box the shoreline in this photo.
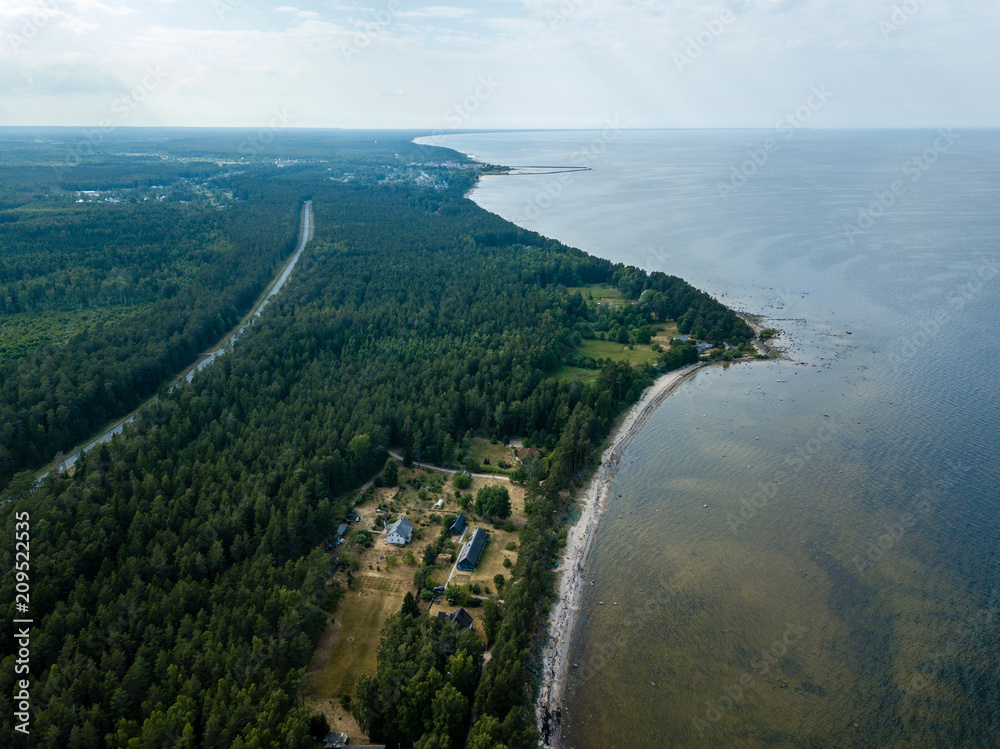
[536,361,705,747]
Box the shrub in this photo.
[475,484,511,521]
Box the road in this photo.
[39,201,314,480]
[386,450,511,482]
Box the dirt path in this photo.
[386,450,511,482]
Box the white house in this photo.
[386,516,413,545]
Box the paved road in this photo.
[38,201,314,481]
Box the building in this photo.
[451,607,474,629]
[696,342,713,354]
[456,527,488,571]
[336,523,349,539]
[386,516,413,545]
[434,499,444,509]
[322,732,348,749]
[436,607,474,630]
[673,335,689,343]
[449,514,467,536]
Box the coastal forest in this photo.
[0,131,753,748]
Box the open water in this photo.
[423,130,1000,748]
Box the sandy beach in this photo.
[536,361,705,747]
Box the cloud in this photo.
[1,0,997,127]
[0,59,122,95]
[396,6,476,20]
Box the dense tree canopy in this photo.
[0,131,754,748]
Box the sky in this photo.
[1,0,998,130]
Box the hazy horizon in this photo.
[2,1,998,131]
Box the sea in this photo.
[420,130,1000,748]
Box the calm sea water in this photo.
[424,130,1000,747]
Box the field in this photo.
[466,437,517,472]
[565,284,627,307]
[304,465,525,742]
[554,322,680,384]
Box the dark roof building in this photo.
[457,527,488,572]
[452,607,474,629]
[336,523,349,538]
[436,607,474,630]
[449,514,467,536]
[322,732,348,749]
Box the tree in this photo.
[430,684,468,746]
[383,457,399,485]
[474,485,511,521]
[309,713,330,739]
[349,433,372,474]
[493,573,505,591]
[453,472,471,490]
[467,715,504,749]
[481,597,502,644]
[401,591,421,618]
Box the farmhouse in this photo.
[436,607,474,630]
[385,517,413,546]
[449,514,467,536]
[456,527,488,572]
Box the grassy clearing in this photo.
[565,284,623,301]
[652,321,680,345]
[576,337,662,366]
[552,365,601,385]
[466,437,515,470]
[305,466,523,741]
